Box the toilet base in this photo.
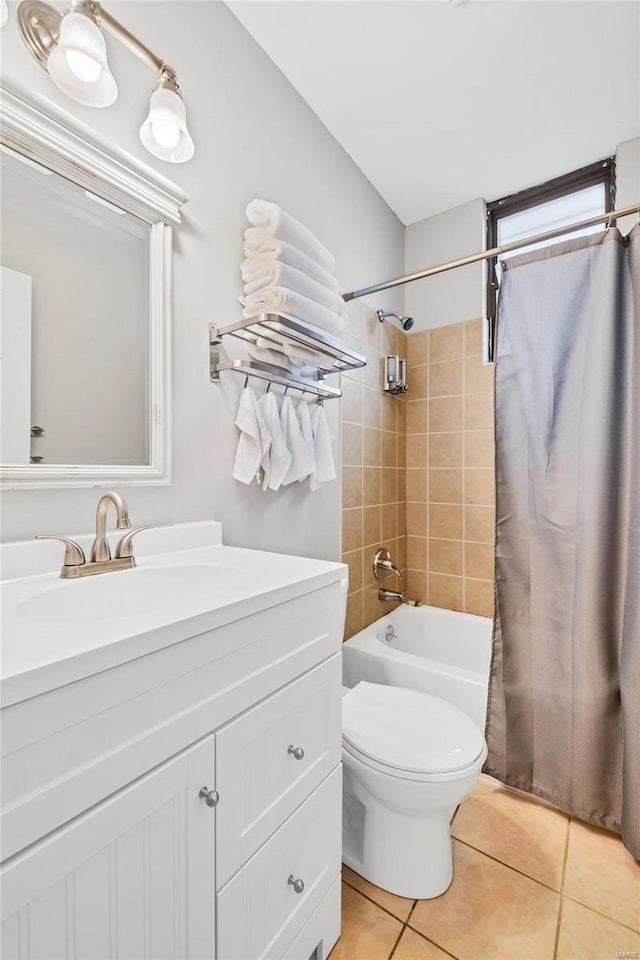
[342,798,454,900]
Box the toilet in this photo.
[342,682,487,900]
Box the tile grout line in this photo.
[553,818,572,960]
[452,837,564,895]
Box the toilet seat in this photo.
[342,682,485,780]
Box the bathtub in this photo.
[342,604,492,731]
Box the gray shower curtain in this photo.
[485,224,640,860]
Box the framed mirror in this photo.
[0,85,189,488]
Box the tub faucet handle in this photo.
[373,548,402,581]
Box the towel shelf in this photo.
[209,311,366,400]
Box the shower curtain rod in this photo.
[342,202,640,302]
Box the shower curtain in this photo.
[484,224,640,860]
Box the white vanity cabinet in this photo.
[1,532,347,960]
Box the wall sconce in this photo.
[16,0,195,162]
[384,356,408,394]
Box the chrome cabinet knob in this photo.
[288,875,304,894]
[288,745,304,760]
[198,786,219,808]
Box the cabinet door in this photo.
[1,735,216,960]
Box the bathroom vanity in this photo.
[0,522,346,960]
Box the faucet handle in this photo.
[373,548,403,581]
[115,526,152,560]
[36,535,86,567]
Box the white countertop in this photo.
[1,522,347,707]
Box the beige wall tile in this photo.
[464,355,495,393]
[363,505,382,548]
[429,395,463,433]
[363,354,382,390]
[465,541,494,580]
[429,359,463,398]
[363,467,381,506]
[429,538,463,576]
[464,317,483,356]
[381,467,397,504]
[430,468,463,504]
[342,422,363,466]
[406,330,429,366]
[342,377,363,424]
[557,898,640,960]
[381,395,397,432]
[381,430,397,467]
[464,392,494,430]
[430,504,463,540]
[429,432,463,468]
[465,430,494,468]
[363,427,381,466]
[406,468,428,502]
[363,584,392,627]
[342,549,364,595]
[382,504,398,540]
[429,573,464,611]
[465,504,495,542]
[430,323,464,362]
[409,364,428,399]
[396,468,406,503]
[465,578,494,617]
[406,569,428,604]
[464,468,495,505]
[406,399,428,434]
[342,508,363,554]
[407,535,428,571]
[362,387,381,429]
[342,466,363,509]
[344,591,364,640]
[407,501,428,537]
[406,433,428,469]
[382,320,398,357]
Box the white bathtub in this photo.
[342,604,492,731]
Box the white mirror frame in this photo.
[0,84,189,488]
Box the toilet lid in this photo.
[342,682,485,775]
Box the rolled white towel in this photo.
[243,288,345,340]
[245,199,336,275]
[284,342,330,368]
[243,241,340,294]
[248,344,293,368]
[243,261,343,316]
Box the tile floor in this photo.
[330,775,640,960]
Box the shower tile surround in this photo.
[404,318,495,617]
[341,314,494,636]
[341,301,407,639]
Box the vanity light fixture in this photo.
[17,0,195,162]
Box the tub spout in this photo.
[378,588,406,603]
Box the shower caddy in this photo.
[209,311,366,401]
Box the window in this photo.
[486,159,616,333]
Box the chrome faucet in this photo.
[373,548,402,581]
[37,492,148,579]
[378,588,407,603]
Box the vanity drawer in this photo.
[217,766,342,960]
[215,655,342,887]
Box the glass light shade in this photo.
[139,87,194,163]
[47,11,117,107]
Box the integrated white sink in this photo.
[1,521,348,707]
[15,564,243,623]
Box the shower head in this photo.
[376,309,415,332]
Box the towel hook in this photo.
[244,375,249,389]
[266,382,271,393]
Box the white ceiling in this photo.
[227,1,640,225]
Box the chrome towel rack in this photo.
[209,311,366,400]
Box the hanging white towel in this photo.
[243,288,345,339]
[309,404,336,491]
[243,261,344,315]
[233,387,271,485]
[242,241,340,293]
[257,391,291,491]
[297,401,316,485]
[281,396,314,485]
[245,200,336,274]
